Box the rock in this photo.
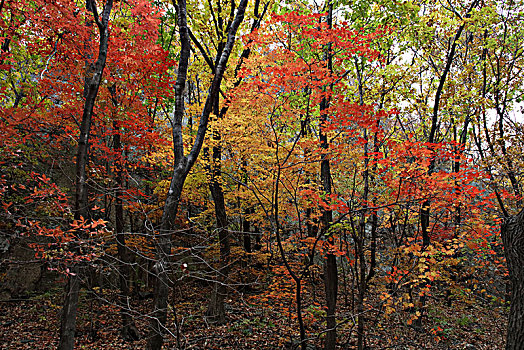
[0,240,44,300]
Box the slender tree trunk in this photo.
[414,2,478,330]
[273,157,308,350]
[501,208,524,350]
[206,201,230,324]
[321,4,337,349]
[147,1,191,346]
[203,8,229,318]
[321,73,337,350]
[147,0,249,347]
[202,0,265,322]
[324,250,337,350]
[296,278,307,350]
[205,135,231,323]
[113,121,140,341]
[243,207,252,253]
[58,267,80,350]
[420,0,478,248]
[356,236,366,350]
[354,55,372,350]
[148,173,185,350]
[58,2,113,349]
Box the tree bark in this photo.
[147,0,249,347]
[58,267,80,350]
[419,0,479,248]
[205,137,231,324]
[321,4,337,350]
[243,207,252,253]
[58,2,113,349]
[203,0,265,321]
[113,121,140,341]
[501,208,524,350]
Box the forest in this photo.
[0,0,523,349]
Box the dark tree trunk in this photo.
[147,1,191,347]
[321,137,338,347]
[501,208,524,350]
[321,70,338,350]
[243,208,252,253]
[321,138,337,350]
[148,173,185,350]
[274,159,308,350]
[254,226,262,251]
[355,55,368,350]
[321,4,337,350]
[198,0,265,324]
[147,0,249,348]
[205,139,231,324]
[356,236,367,350]
[113,121,140,341]
[324,250,338,350]
[414,3,478,330]
[58,2,113,349]
[58,267,80,350]
[206,201,230,323]
[420,0,478,249]
[203,8,229,322]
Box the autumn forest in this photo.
[1,0,523,349]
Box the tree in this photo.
[187,0,268,323]
[57,1,114,348]
[466,1,524,345]
[1,0,171,346]
[501,208,524,349]
[225,7,387,348]
[147,0,249,347]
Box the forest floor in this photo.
[0,269,508,350]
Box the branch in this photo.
[429,0,479,144]
[188,28,215,72]
[187,0,249,168]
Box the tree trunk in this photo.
[420,0,478,250]
[147,0,249,347]
[201,0,266,325]
[324,251,338,350]
[243,207,252,253]
[501,208,524,350]
[321,74,337,350]
[148,174,185,350]
[113,122,140,341]
[58,268,80,350]
[147,0,191,346]
[206,141,231,324]
[58,2,113,349]
[321,5,337,349]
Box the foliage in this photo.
[0,0,522,348]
